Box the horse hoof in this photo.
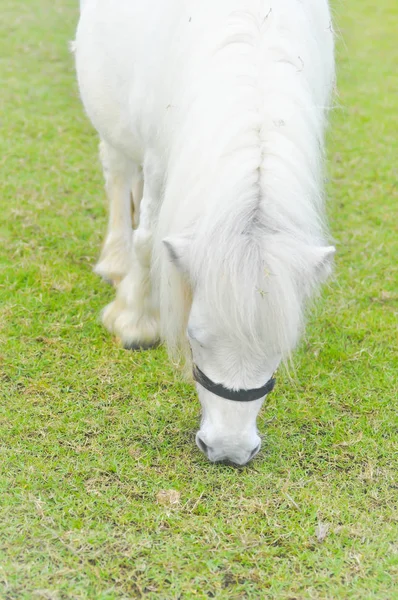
[123,340,160,351]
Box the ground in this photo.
[0,0,397,598]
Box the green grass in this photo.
[0,0,397,598]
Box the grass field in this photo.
[0,1,397,598]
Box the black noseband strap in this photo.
[193,365,276,402]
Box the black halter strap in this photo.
[193,364,276,402]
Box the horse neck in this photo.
[159,2,332,241]
[164,104,326,250]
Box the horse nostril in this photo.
[249,442,261,461]
[196,435,210,456]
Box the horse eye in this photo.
[187,327,207,348]
[187,326,197,340]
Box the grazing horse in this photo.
[74,0,335,465]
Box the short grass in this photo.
[0,1,397,598]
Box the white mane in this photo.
[152,2,335,364]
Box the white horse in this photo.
[74,0,336,465]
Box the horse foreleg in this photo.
[102,152,161,349]
[94,140,142,286]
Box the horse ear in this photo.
[163,235,191,274]
[312,245,336,282]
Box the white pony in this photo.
[75,0,335,465]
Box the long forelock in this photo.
[188,197,307,361]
